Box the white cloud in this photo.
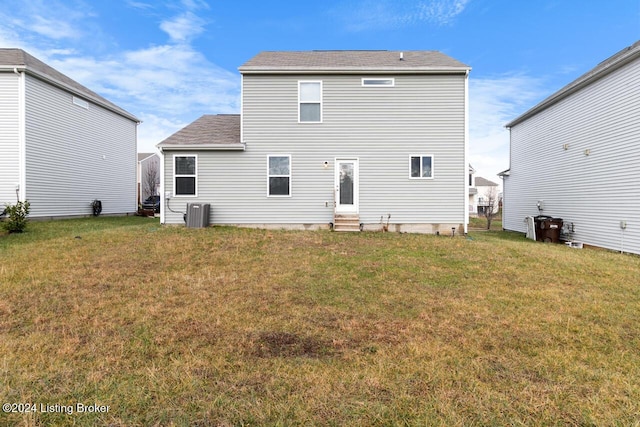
[468,73,548,180]
[49,44,240,144]
[137,114,190,152]
[0,24,23,47]
[160,12,206,43]
[29,15,80,39]
[0,1,91,42]
[337,0,470,31]
[180,0,210,11]
[126,1,154,10]
[0,0,240,153]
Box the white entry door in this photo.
[335,158,359,214]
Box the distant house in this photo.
[158,50,471,233]
[138,152,160,203]
[503,40,640,254]
[470,176,500,216]
[0,49,139,218]
[468,164,476,215]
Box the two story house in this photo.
[158,50,470,233]
[0,49,139,218]
[503,40,640,254]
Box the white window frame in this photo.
[173,154,197,197]
[409,155,434,179]
[361,78,395,87]
[298,81,322,123]
[267,154,292,197]
[72,96,89,109]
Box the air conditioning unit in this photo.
[185,203,210,228]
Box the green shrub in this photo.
[3,200,31,233]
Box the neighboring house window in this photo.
[362,78,394,87]
[268,155,291,197]
[72,96,89,109]
[299,81,322,122]
[174,155,197,196]
[410,155,434,179]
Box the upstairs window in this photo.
[362,78,394,87]
[268,155,291,197]
[174,155,197,196]
[299,81,322,123]
[410,155,434,179]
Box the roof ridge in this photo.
[0,48,139,122]
[506,40,640,127]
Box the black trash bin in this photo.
[534,216,563,243]
[545,218,563,243]
[534,215,551,242]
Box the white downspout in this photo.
[15,67,27,203]
[159,147,165,224]
[463,70,469,235]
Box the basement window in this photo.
[72,96,89,109]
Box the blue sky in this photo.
[1,0,639,181]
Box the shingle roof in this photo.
[157,115,242,149]
[475,177,498,187]
[506,40,640,128]
[239,50,469,73]
[138,153,157,162]
[0,48,139,122]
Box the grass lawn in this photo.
[1,217,639,426]
[468,215,502,231]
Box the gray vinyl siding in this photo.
[24,75,137,217]
[0,73,20,208]
[504,58,640,254]
[164,73,466,226]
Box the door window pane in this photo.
[339,163,354,205]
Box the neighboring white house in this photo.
[138,152,160,203]
[158,50,471,233]
[0,49,139,218]
[468,164,477,215]
[502,40,640,254]
[469,176,500,216]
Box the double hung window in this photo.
[299,81,322,122]
[174,155,197,196]
[268,155,291,196]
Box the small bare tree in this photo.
[143,161,159,200]
[480,186,499,230]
